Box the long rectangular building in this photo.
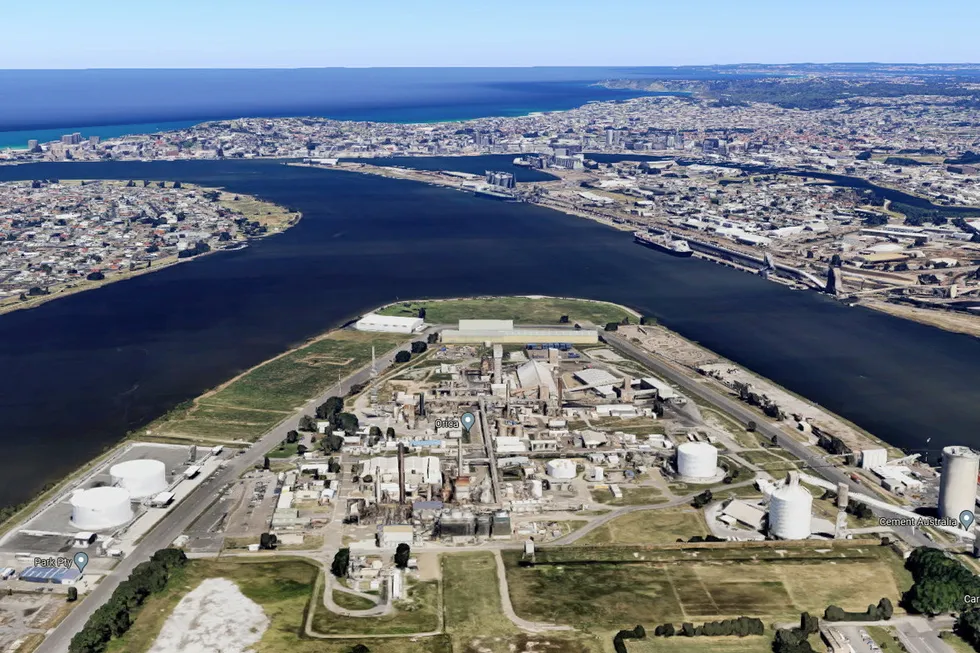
[441,321,598,345]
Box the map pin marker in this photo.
[960,510,975,531]
[74,551,89,573]
[460,412,476,432]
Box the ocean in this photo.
[0,67,689,148]
[1,158,980,508]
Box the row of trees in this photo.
[824,598,893,622]
[612,625,646,653]
[652,616,764,638]
[69,548,188,653]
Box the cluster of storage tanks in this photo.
[69,459,168,530]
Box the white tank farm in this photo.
[110,459,168,499]
[71,487,133,530]
[939,446,980,520]
[676,442,718,479]
[768,472,812,540]
[545,459,577,480]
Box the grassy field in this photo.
[502,546,907,629]
[621,636,773,653]
[143,329,406,443]
[589,486,669,507]
[577,508,709,546]
[106,558,317,653]
[443,552,601,653]
[310,576,441,636]
[332,589,378,611]
[217,189,301,232]
[739,449,797,470]
[377,296,636,325]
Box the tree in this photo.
[263,455,270,470]
[746,420,757,432]
[297,444,308,455]
[337,412,359,434]
[350,645,371,653]
[394,350,411,364]
[320,434,344,453]
[691,489,713,509]
[299,414,317,431]
[86,271,105,281]
[640,316,656,325]
[411,341,428,354]
[67,585,78,602]
[426,332,439,344]
[957,609,980,649]
[286,430,300,444]
[259,532,278,550]
[394,543,411,568]
[417,307,426,319]
[559,315,570,323]
[800,612,819,635]
[331,548,351,578]
[604,322,620,332]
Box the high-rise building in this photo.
[26,139,38,150]
[89,136,100,145]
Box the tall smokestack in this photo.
[397,443,406,504]
[493,344,503,384]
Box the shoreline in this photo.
[310,160,980,339]
[0,181,302,317]
[1,294,899,521]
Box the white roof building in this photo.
[354,313,424,334]
[517,360,558,398]
[361,456,441,486]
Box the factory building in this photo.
[516,359,559,398]
[110,459,168,499]
[938,446,980,520]
[361,455,442,490]
[676,442,719,479]
[485,170,516,188]
[354,313,425,334]
[572,368,619,398]
[768,472,813,540]
[441,319,598,345]
[70,487,134,530]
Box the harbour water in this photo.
[1,158,979,507]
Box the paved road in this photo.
[35,331,423,653]
[601,332,933,548]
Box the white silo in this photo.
[546,459,577,480]
[110,459,167,499]
[768,472,812,540]
[71,487,133,530]
[529,479,543,499]
[939,446,980,520]
[676,442,718,479]
[592,466,605,482]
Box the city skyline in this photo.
[4,0,980,68]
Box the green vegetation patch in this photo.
[332,589,378,611]
[311,576,441,636]
[144,329,405,442]
[378,296,634,326]
[443,552,518,639]
[106,558,317,653]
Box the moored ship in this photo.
[633,231,693,257]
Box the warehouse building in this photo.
[441,319,598,345]
[354,313,425,334]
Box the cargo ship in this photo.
[474,187,518,202]
[633,231,693,257]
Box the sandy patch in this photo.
[148,578,268,653]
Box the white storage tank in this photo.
[676,442,718,479]
[71,487,133,530]
[939,446,980,520]
[768,472,812,540]
[110,459,167,499]
[545,459,577,480]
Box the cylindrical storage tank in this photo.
[110,459,167,499]
[545,459,577,480]
[529,479,543,499]
[676,442,718,479]
[71,487,133,530]
[769,473,812,540]
[593,466,604,482]
[939,446,980,520]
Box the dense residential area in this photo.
[0,180,284,308]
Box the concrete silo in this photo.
[676,442,718,479]
[939,446,980,520]
[768,472,812,540]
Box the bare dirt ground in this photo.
[862,299,980,339]
[147,578,268,653]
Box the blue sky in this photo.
[5,0,978,68]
